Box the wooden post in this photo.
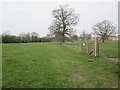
[82,43,83,52]
[80,44,82,52]
[94,38,99,57]
[74,44,76,50]
[82,43,86,53]
[85,43,86,53]
[87,43,89,53]
[86,43,88,53]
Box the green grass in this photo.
[99,40,118,58]
[67,40,118,58]
[2,42,118,88]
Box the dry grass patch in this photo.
[70,74,86,87]
[105,58,120,62]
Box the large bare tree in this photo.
[48,5,79,43]
[92,20,116,42]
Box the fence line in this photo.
[63,39,99,57]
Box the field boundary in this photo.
[63,39,99,57]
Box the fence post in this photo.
[81,43,83,52]
[94,38,99,57]
[87,43,89,53]
[86,43,88,53]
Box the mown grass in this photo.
[99,40,118,58]
[2,42,118,88]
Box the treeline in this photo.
[1,31,93,43]
[1,32,52,43]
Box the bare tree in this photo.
[48,5,79,43]
[71,34,79,41]
[31,32,39,42]
[19,32,31,42]
[92,20,116,42]
[80,31,92,41]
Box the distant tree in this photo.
[48,5,79,43]
[19,32,32,42]
[46,34,54,41]
[92,20,116,42]
[2,33,20,43]
[71,34,79,41]
[39,37,51,42]
[80,31,92,41]
[2,31,52,43]
[31,32,39,42]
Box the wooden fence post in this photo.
[87,43,89,53]
[94,38,99,57]
[86,43,88,53]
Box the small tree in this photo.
[80,31,92,41]
[92,20,116,42]
[2,33,20,43]
[48,5,79,43]
[19,32,31,43]
[71,34,79,41]
[31,32,39,42]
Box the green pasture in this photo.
[2,41,118,88]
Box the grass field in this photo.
[99,41,118,58]
[2,41,118,88]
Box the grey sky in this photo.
[1,1,118,37]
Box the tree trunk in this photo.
[102,37,105,43]
[62,33,65,43]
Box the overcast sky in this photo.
[0,0,118,37]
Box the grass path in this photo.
[2,43,118,88]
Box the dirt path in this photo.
[105,58,120,62]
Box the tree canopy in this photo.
[92,20,116,42]
[48,5,79,43]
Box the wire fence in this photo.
[64,41,99,56]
